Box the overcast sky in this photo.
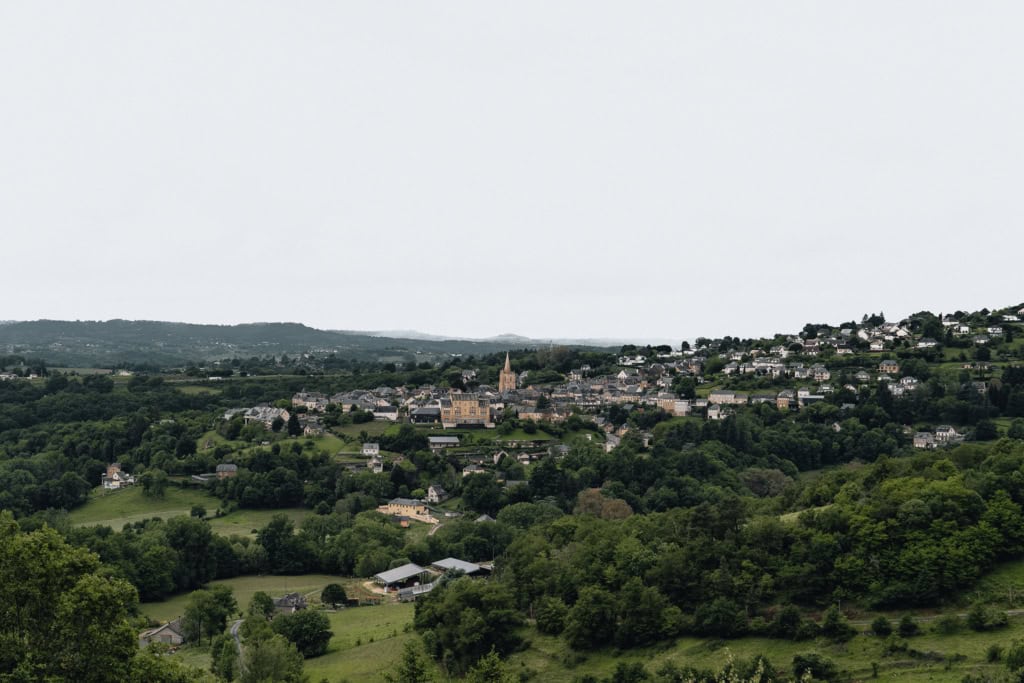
[1,3,1021,342]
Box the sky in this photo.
[1,2,1022,342]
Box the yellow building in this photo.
[440,392,494,428]
[499,352,517,393]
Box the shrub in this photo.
[792,653,837,681]
[820,605,857,643]
[871,616,892,636]
[967,604,1009,632]
[898,614,920,637]
[933,614,964,635]
[988,644,1004,662]
[1006,641,1024,672]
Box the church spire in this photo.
[499,352,516,393]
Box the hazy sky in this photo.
[2,3,1022,342]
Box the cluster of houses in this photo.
[913,426,965,449]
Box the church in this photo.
[498,352,517,393]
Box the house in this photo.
[917,338,939,349]
[291,391,328,412]
[707,404,727,420]
[869,340,886,352]
[935,425,963,443]
[855,370,872,383]
[426,484,448,504]
[462,464,486,477]
[913,432,937,449]
[879,360,900,375]
[362,443,380,457]
[440,392,494,428]
[243,405,290,428]
[215,463,237,479]
[101,463,135,490]
[411,406,442,424]
[708,390,747,405]
[776,390,795,410]
[373,406,400,421]
[273,593,307,614]
[428,436,460,451]
[139,619,186,648]
[369,456,384,474]
[811,364,831,382]
[379,498,430,518]
[604,433,621,453]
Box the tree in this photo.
[414,577,523,674]
[792,653,837,681]
[129,644,216,682]
[898,614,920,637]
[564,586,617,649]
[248,591,276,620]
[287,413,302,437]
[271,609,333,658]
[615,578,669,647]
[271,416,285,432]
[820,605,857,642]
[693,597,746,638]
[239,633,306,683]
[465,648,517,683]
[190,505,206,519]
[871,616,893,636]
[385,641,434,683]
[141,468,169,497]
[182,586,237,645]
[320,583,347,608]
[535,596,568,635]
[210,633,238,681]
[0,512,140,682]
[974,419,999,441]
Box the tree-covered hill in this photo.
[0,319,610,366]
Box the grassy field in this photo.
[263,604,1024,682]
[304,603,447,682]
[501,620,1024,682]
[333,422,401,439]
[140,574,345,623]
[208,507,311,537]
[176,384,222,395]
[68,486,223,529]
[68,486,310,537]
[146,579,1024,682]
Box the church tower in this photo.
[498,352,517,393]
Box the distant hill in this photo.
[0,319,615,367]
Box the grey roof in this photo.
[374,562,428,585]
[428,436,460,444]
[430,557,482,574]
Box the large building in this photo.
[498,353,517,393]
[440,392,494,428]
